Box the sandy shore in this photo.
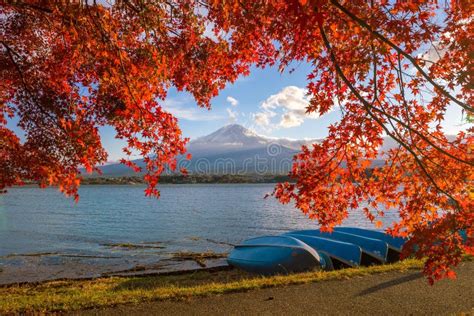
[79,261,474,316]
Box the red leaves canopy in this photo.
[1,1,472,282]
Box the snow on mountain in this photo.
[188,124,319,153]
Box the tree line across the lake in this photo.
[79,174,293,185]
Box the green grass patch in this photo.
[0,259,427,313]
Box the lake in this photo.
[0,184,398,284]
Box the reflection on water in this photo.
[0,184,398,283]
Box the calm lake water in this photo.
[0,184,398,283]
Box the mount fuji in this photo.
[96,124,320,176]
[188,124,317,154]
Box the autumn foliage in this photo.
[1,0,472,283]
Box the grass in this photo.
[0,259,426,313]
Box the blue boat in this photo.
[288,230,388,263]
[334,227,406,262]
[334,227,406,250]
[227,235,328,275]
[284,233,366,268]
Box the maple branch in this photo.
[396,54,414,141]
[84,6,150,119]
[318,24,461,209]
[378,144,404,193]
[1,41,64,132]
[391,55,460,181]
[388,56,455,144]
[368,53,472,167]
[312,147,346,184]
[370,43,378,105]
[8,2,53,14]
[368,100,472,167]
[120,0,141,14]
[329,0,473,113]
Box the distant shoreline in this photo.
[13,171,385,187]
[82,174,293,185]
[15,175,294,186]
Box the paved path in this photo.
[81,261,474,315]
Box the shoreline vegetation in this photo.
[83,174,294,185]
[18,174,294,186]
[16,169,380,186]
[0,259,432,313]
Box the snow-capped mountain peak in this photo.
[191,124,265,146]
[189,124,319,153]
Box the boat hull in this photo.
[227,236,325,275]
[334,227,406,250]
[334,227,406,262]
[284,233,362,268]
[288,230,388,263]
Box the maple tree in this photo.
[1,0,472,283]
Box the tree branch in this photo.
[318,23,461,209]
[329,0,473,113]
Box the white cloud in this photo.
[417,40,448,72]
[226,96,239,107]
[163,96,223,121]
[280,112,304,128]
[226,107,238,122]
[262,86,308,113]
[253,112,273,127]
[420,17,471,65]
[253,86,325,129]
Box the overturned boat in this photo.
[227,235,329,275]
[334,227,406,262]
[284,232,380,267]
[227,227,407,275]
[288,229,388,263]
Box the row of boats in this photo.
[227,227,407,274]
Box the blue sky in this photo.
[174,63,343,139]
[100,62,343,161]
